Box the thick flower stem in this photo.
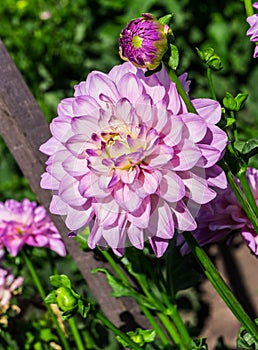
[21,249,71,350]
[68,317,85,350]
[182,231,258,341]
[164,64,197,114]
[98,248,172,346]
[244,0,254,17]
[95,311,143,350]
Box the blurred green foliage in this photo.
[0,0,257,199]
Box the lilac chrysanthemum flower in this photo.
[0,199,66,257]
[40,62,227,257]
[246,2,258,58]
[119,14,171,70]
[0,267,23,316]
[180,168,258,255]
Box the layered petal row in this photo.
[40,62,227,257]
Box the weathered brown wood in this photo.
[0,39,148,330]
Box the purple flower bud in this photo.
[119,13,171,70]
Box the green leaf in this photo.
[117,328,156,347]
[44,290,57,304]
[60,308,77,321]
[223,92,248,112]
[191,338,208,349]
[223,92,237,111]
[91,267,137,298]
[121,254,149,292]
[234,138,258,160]
[158,14,174,25]
[237,318,258,349]
[92,268,155,309]
[49,274,71,289]
[235,93,248,111]
[168,44,179,70]
[78,298,91,319]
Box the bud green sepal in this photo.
[196,47,222,71]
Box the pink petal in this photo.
[192,99,221,124]
[147,197,174,239]
[127,196,151,228]
[117,73,143,103]
[92,197,120,227]
[87,72,120,103]
[72,95,100,116]
[71,115,100,136]
[182,171,217,204]
[170,201,197,231]
[39,137,64,156]
[40,172,59,190]
[65,204,93,231]
[49,195,67,215]
[171,140,201,171]
[57,98,74,116]
[159,171,185,202]
[50,116,73,143]
[59,174,86,206]
[148,236,169,258]
[114,183,142,212]
[205,165,227,189]
[127,224,145,249]
[79,172,109,199]
[181,114,207,142]
[62,155,88,177]
[65,134,88,157]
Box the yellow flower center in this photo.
[132,35,143,49]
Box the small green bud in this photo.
[196,47,222,71]
[55,286,78,311]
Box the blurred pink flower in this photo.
[40,62,227,257]
[0,199,66,257]
[0,267,23,315]
[180,168,258,255]
[246,2,258,58]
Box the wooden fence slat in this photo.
[0,39,148,330]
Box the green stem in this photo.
[98,248,172,346]
[160,291,192,346]
[207,67,217,100]
[221,160,258,233]
[68,317,85,350]
[238,169,258,219]
[21,249,71,350]
[95,311,143,350]
[164,64,197,114]
[157,312,187,350]
[134,273,189,348]
[139,304,171,346]
[230,111,239,142]
[183,231,258,341]
[244,0,254,17]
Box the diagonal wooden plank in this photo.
[0,39,148,330]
